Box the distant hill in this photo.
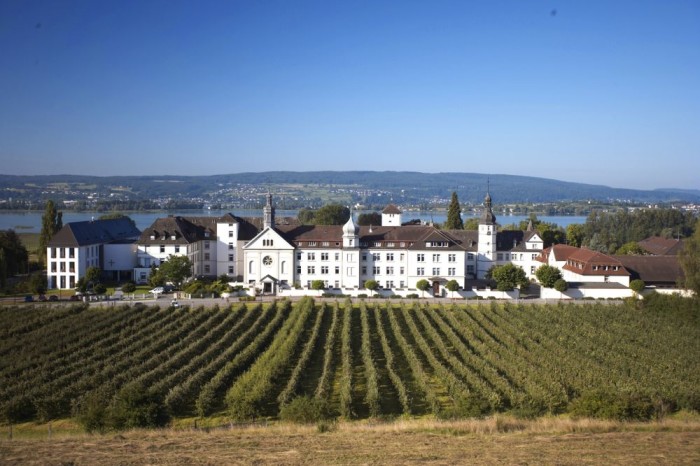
[0,172,698,205]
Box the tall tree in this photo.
[487,263,529,291]
[157,255,193,288]
[566,224,585,247]
[314,204,350,225]
[39,200,63,264]
[679,219,700,297]
[444,192,463,229]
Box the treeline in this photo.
[0,230,29,287]
[580,209,696,254]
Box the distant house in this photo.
[537,244,633,299]
[614,255,684,290]
[638,236,684,256]
[46,218,141,290]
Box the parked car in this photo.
[38,295,47,302]
[171,299,180,308]
[24,295,33,302]
[150,287,164,294]
[69,295,80,301]
[49,295,59,302]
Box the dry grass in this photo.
[2,416,699,465]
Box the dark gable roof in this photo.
[382,204,402,214]
[49,218,141,247]
[614,255,684,285]
[638,236,684,256]
[563,248,629,277]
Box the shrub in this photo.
[279,396,329,424]
[73,389,111,433]
[569,390,654,421]
[630,279,645,294]
[1,395,36,424]
[121,282,136,293]
[107,382,170,430]
[553,279,568,293]
[406,293,420,299]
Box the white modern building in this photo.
[46,218,141,290]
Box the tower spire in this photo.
[263,192,275,229]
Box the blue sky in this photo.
[1,1,698,190]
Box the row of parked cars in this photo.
[24,295,60,302]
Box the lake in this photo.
[0,210,587,233]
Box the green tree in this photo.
[416,279,430,297]
[445,279,460,299]
[148,264,165,287]
[39,200,63,263]
[107,382,170,430]
[85,266,101,285]
[444,192,463,229]
[566,223,585,248]
[0,230,28,279]
[679,219,700,296]
[311,279,326,295]
[535,265,562,288]
[488,263,529,292]
[157,255,193,288]
[629,279,645,295]
[616,241,647,255]
[297,208,316,225]
[553,278,568,293]
[357,212,382,226]
[463,218,479,231]
[364,279,379,296]
[314,204,351,225]
[29,273,47,295]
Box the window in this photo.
[347,267,355,276]
[307,252,315,261]
[69,276,75,288]
[228,266,234,274]
[204,265,210,273]
[322,241,329,247]
[400,267,405,275]
[334,280,340,288]
[432,254,440,262]
[362,254,367,261]
[372,253,380,261]
[69,262,75,273]
[467,265,475,274]
[321,252,329,261]
[468,253,474,260]
[307,266,315,274]
[51,262,57,272]
[373,266,380,274]
[175,245,180,253]
[51,248,56,258]
[346,253,354,261]
[374,242,381,247]
[335,266,340,274]
[204,253,210,261]
[309,241,317,246]
[248,261,254,274]
[417,254,425,262]
[417,267,425,276]
[448,268,456,276]
[228,231,234,237]
[386,267,394,275]
[263,256,272,266]
[297,252,302,261]
[69,248,75,258]
[386,253,394,261]
[321,266,329,274]
[335,253,340,261]
[386,280,394,288]
[205,241,210,249]
[497,253,503,261]
[228,242,234,250]
[281,261,286,273]
[160,245,165,253]
[60,276,65,289]
[296,265,301,274]
[448,254,456,262]
[60,248,65,258]
[400,253,405,261]
[362,266,367,275]
[387,242,395,248]
[60,262,66,272]
[531,266,536,274]
[433,267,440,275]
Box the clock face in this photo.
[262,256,272,266]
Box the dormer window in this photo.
[205,231,210,238]
[150,234,155,240]
[171,234,176,240]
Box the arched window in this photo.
[281,261,286,274]
[248,260,254,274]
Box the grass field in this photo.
[2,417,699,465]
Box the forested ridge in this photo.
[1,295,697,430]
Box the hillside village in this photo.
[45,190,689,301]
